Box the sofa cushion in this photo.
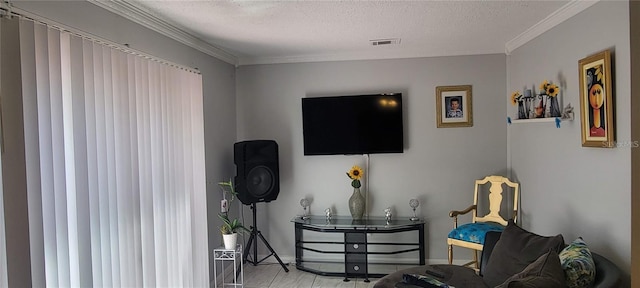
[559,237,595,288]
[482,220,565,287]
[372,265,488,288]
[495,249,566,288]
[448,222,505,244]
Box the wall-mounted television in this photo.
[302,93,404,155]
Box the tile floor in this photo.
[240,263,379,288]
[211,261,426,288]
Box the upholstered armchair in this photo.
[447,175,519,268]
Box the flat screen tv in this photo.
[302,93,404,155]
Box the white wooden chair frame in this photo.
[447,175,519,268]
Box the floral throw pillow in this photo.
[558,237,596,288]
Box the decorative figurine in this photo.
[409,199,420,221]
[562,103,574,119]
[325,207,332,221]
[384,207,392,223]
[300,198,310,220]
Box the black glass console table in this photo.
[292,216,425,282]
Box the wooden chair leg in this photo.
[473,250,479,269]
[448,245,453,264]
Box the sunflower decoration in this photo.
[539,80,561,97]
[510,91,522,106]
[539,80,549,91]
[346,165,363,188]
[545,84,559,97]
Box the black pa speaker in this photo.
[234,140,280,205]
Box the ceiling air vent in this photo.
[370,38,401,46]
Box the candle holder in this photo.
[300,198,310,220]
[409,199,420,221]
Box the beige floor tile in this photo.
[242,263,281,288]
[355,278,379,288]
[312,275,356,288]
[268,268,316,288]
[241,263,394,288]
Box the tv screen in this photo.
[302,93,404,155]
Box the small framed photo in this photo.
[436,85,473,128]
[578,49,614,148]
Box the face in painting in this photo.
[589,84,603,109]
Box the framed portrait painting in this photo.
[436,85,472,128]
[578,49,614,148]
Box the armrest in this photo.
[449,205,477,218]
[592,253,622,288]
[449,205,477,229]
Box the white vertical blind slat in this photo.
[33,22,59,288]
[82,39,103,288]
[13,17,208,288]
[16,18,46,288]
[136,56,156,288]
[149,61,168,288]
[47,28,72,288]
[126,54,143,288]
[190,72,206,288]
[93,43,113,288]
[112,48,133,288]
[102,47,122,288]
[59,31,80,288]
[68,33,93,288]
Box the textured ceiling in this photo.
[122,0,581,65]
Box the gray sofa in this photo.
[374,230,623,288]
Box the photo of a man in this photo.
[445,96,463,118]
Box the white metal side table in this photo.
[213,245,243,288]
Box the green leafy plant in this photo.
[217,179,249,235]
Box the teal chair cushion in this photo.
[448,222,505,244]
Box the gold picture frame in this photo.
[578,49,614,148]
[436,85,473,128]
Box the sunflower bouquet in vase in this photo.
[510,91,526,119]
[346,165,365,220]
[539,80,561,117]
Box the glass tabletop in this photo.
[291,215,423,229]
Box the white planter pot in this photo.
[222,233,238,250]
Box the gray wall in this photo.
[507,1,630,275]
[10,0,237,282]
[236,55,508,263]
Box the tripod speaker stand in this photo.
[243,202,289,272]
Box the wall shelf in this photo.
[507,112,574,127]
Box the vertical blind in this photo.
[13,17,208,287]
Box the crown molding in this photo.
[505,0,600,55]
[89,0,238,65]
[238,50,501,66]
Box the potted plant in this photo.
[218,179,248,250]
